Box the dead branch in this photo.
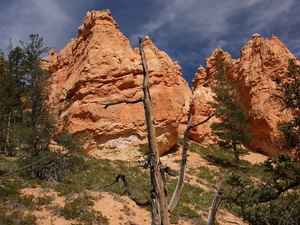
[189,112,216,130]
[207,188,225,225]
[0,155,52,179]
[168,112,216,212]
[0,151,74,181]
[106,174,150,206]
[101,97,143,109]
[168,114,193,212]
[160,166,176,177]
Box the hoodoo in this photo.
[42,10,192,159]
[42,9,300,158]
[190,34,298,156]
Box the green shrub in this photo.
[36,195,54,206]
[16,194,36,209]
[0,179,21,201]
[61,194,109,224]
[0,210,37,225]
[61,194,94,220]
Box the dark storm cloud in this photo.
[1,0,299,83]
[128,0,299,81]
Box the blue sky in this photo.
[0,0,299,84]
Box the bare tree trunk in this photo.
[169,112,216,212]
[4,112,12,156]
[207,188,224,225]
[233,143,240,170]
[139,38,169,225]
[168,114,193,212]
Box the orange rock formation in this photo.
[190,34,297,156]
[43,9,299,158]
[42,10,191,159]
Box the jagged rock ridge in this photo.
[190,33,298,156]
[43,9,299,158]
[42,10,192,159]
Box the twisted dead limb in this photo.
[105,174,150,206]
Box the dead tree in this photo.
[104,37,169,224]
[206,188,225,225]
[139,37,169,225]
[104,38,215,225]
[168,112,215,212]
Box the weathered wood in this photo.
[102,97,143,109]
[4,112,12,156]
[105,174,151,206]
[168,112,215,212]
[168,114,193,212]
[207,188,224,225]
[139,37,169,225]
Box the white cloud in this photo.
[126,0,299,82]
[28,0,69,24]
[0,0,65,50]
[0,0,94,51]
[1,0,298,82]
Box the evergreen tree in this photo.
[225,157,300,225]
[19,34,54,157]
[223,59,300,224]
[0,35,84,181]
[0,49,9,154]
[0,35,53,157]
[274,59,300,160]
[210,51,252,169]
[0,46,25,156]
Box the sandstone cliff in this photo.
[43,9,299,158]
[42,10,192,159]
[190,34,297,156]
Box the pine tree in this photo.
[210,51,252,169]
[19,34,54,157]
[0,46,26,155]
[0,35,53,157]
[0,35,84,181]
[222,58,300,225]
[274,59,300,160]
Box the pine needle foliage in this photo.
[274,59,300,159]
[223,59,300,225]
[0,35,84,182]
[209,50,253,169]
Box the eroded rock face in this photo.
[190,34,297,156]
[42,10,191,159]
[189,66,217,146]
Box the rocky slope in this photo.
[190,34,297,156]
[42,10,192,159]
